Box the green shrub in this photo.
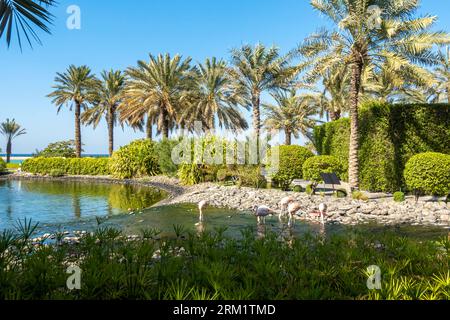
[334,189,348,198]
[49,169,65,177]
[110,139,160,179]
[302,155,344,192]
[178,163,203,186]
[352,191,369,201]
[292,185,303,193]
[393,191,405,202]
[6,163,20,169]
[21,157,110,176]
[268,145,314,189]
[0,158,6,172]
[155,139,180,176]
[313,102,450,192]
[216,167,236,182]
[34,140,78,158]
[305,184,314,195]
[236,166,266,189]
[404,152,450,196]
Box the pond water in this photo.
[0,179,448,241]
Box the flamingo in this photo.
[197,200,207,223]
[279,196,295,220]
[254,205,277,224]
[287,202,303,227]
[318,203,327,225]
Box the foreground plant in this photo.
[0,220,448,300]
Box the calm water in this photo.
[0,179,448,240]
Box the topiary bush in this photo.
[21,157,110,176]
[393,191,405,202]
[302,155,344,194]
[404,152,450,196]
[268,145,314,189]
[292,185,303,193]
[0,157,6,173]
[236,166,266,189]
[110,139,160,179]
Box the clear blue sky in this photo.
[1,0,449,154]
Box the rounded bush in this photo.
[268,145,314,188]
[0,158,6,172]
[292,185,303,193]
[110,140,160,179]
[393,191,405,202]
[302,155,343,184]
[404,152,450,196]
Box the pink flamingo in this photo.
[279,196,295,221]
[197,200,208,223]
[254,205,277,224]
[287,202,303,227]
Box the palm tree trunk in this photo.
[252,91,261,162]
[146,114,153,140]
[160,108,169,139]
[285,129,291,145]
[107,106,114,157]
[330,110,341,121]
[348,60,363,191]
[75,101,82,158]
[6,139,11,163]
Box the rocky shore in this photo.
[4,173,450,227]
[164,183,450,227]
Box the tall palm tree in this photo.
[263,90,317,145]
[48,65,99,157]
[119,53,194,139]
[0,0,56,49]
[433,47,450,103]
[299,0,450,190]
[0,119,26,163]
[180,57,248,132]
[81,70,125,156]
[230,44,292,141]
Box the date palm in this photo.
[81,70,125,156]
[230,44,293,141]
[48,65,99,157]
[0,0,56,49]
[299,0,450,190]
[433,47,450,103]
[180,57,248,132]
[119,53,194,139]
[0,119,26,163]
[263,90,317,145]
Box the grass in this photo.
[0,219,449,300]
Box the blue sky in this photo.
[1,0,449,154]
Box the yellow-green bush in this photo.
[404,152,450,196]
[21,157,110,176]
[110,139,160,179]
[0,158,6,172]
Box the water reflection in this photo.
[0,179,166,230]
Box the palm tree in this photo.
[180,57,248,132]
[48,65,99,157]
[230,44,292,141]
[0,119,26,163]
[81,70,125,156]
[119,53,194,139]
[299,0,450,190]
[433,47,450,103]
[0,0,56,49]
[263,90,317,145]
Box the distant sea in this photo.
[1,154,109,164]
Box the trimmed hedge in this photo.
[21,157,110,176]
[302,155,344,186]
[268,145,314,189]
[0,158,6,172]
[110,139,160,179]
[313,102,450,192]
[404,152,450,196]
